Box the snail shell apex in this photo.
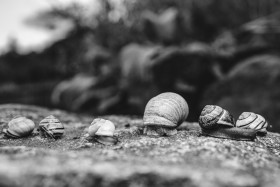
[4,117,35,138]
[88,118,115,137]
[199,105,235,129]
[143,92,189,128]
[236,112,268,133]
[39,115,64,139]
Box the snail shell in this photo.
[143,92,189,136]
[88,118,117,145]
[3,117,35,138]
[198,105,234,129]
[236,112,268,135]
[89,118,115,137]
[198,105,256,141]
[39,115,64,139]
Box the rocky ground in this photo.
[0,104,279,187]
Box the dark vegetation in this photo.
[1,0,280,131]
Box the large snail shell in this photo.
[88,118,115,137]
[236,112,268,134]
[198,105,235,129]
[39,115,64,139]
[4,117,35,138]
[143,92,189,128]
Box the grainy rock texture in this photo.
[0,104,280,187]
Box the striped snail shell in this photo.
[143,92,189,136]
[39,115,64,139]
[198,105,256,141]
[236,112,268,135]
[199,105,234,129]
[88,118,118,145]
[3,117,35,138]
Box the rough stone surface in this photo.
[0,104,280,187]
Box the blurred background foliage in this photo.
[1,0,280,132]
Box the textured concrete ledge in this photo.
[0,104,279,187]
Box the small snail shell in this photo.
[143,92,189,136]
[236,112,268,135]
[3,117,35,138]
[88,118,118,145]
[198,105,234,129]
[39,115,64,139]
[198,105,256,141]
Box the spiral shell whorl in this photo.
[39,115,64,139]
[143,92,189,128]
[199,105,222,129]
[199,105,235,130]
[39,115,61,126]
[236,112,268,133]
[6,117,35,138]
[88,118,117,145]
[89,118,115,137]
